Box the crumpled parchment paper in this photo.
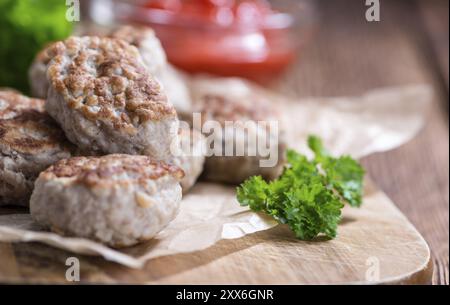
[0,78,432,268]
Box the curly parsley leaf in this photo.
[237,151,343,240]
[308,135,365,207]
[236,136,365,240]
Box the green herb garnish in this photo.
[0,0,73,92]
[237,135,365,240]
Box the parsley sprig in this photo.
[237,135,365,240]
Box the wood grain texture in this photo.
[272,0,449,285]
[418,0,449,90]
[0,180,432,284]
[0,0,446,285]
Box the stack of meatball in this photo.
[0,26,286,248]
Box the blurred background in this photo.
[0,0,448,284]
[0,0,317,91]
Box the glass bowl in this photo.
[96,0,317,83]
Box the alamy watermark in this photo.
[65,256,80,282]
[366,0,380,22]
[365,256,381,282]
[66,0,80,22]
[172,113,281,168]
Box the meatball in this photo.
[189,78,287,184]
[0,90,73,206]
[30,154,184,247]
[46,36,179,160]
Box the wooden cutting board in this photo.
[0,179,432,284]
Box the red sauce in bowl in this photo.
[126,0,299,82]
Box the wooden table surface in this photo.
[272,0,449,285]
[0,0,447,285]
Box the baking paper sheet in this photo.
[0,79,432,268]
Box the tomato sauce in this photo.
[128,0,298,82]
